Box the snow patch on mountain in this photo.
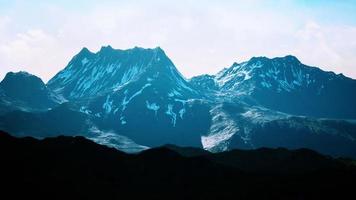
[120,64,144,85]
[103,95,113,114]
[261,81,272,88]
[174,99,187,119]
[120,116,127,125]
[201,105,238,152]
[81,58,89,65]
[80,106,92,114]
[121,83,151,111]
[241,109,261,120]
[146,100,160,116]
[215,62,262,89]
[179,109,185,119]
[54,66,73,84]
[241,106,289,123]
[165,104,177,127]
[88,127,149,153]
[168,89,181,97]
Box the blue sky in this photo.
[1,0,356,82]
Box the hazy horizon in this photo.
[1,0,356,82]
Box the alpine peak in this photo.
[47,46,197,100]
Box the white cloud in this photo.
[0,1,356,82]
[292,21,356,77]
[0,29,71,81]
[0,16,11,43]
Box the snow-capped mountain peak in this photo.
[47,46,196,100]
[198,55,327,93]
[189,55,356,118]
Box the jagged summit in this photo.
[247,55,300,63]
[47,46,194,100]
[78,47,93,55]
[194,54,338,93]
[79,45,165,56]
[99,45,114,52]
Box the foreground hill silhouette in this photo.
[1,130,355,200]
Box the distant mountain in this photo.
[0,71,62,114]
[1,131,355,200]
[190,55,356,118]
[1,47,356,158]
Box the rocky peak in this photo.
[47,46,196,100]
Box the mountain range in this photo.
[1,46,356,157]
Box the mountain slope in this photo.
[47,46,198,100]
[200,102,356,158]
[47,46,207,147]
[0,103,91,138]
[0,102,148,153]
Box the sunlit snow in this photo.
[88,127,149,153]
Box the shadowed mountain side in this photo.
[0,71,62,114]
[1,131,355,200]
[0,103,90,138]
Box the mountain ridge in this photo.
[190,55,356,118]
[1,46,356,158]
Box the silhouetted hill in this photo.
[163,144,212,157]
[1,130,355,200]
